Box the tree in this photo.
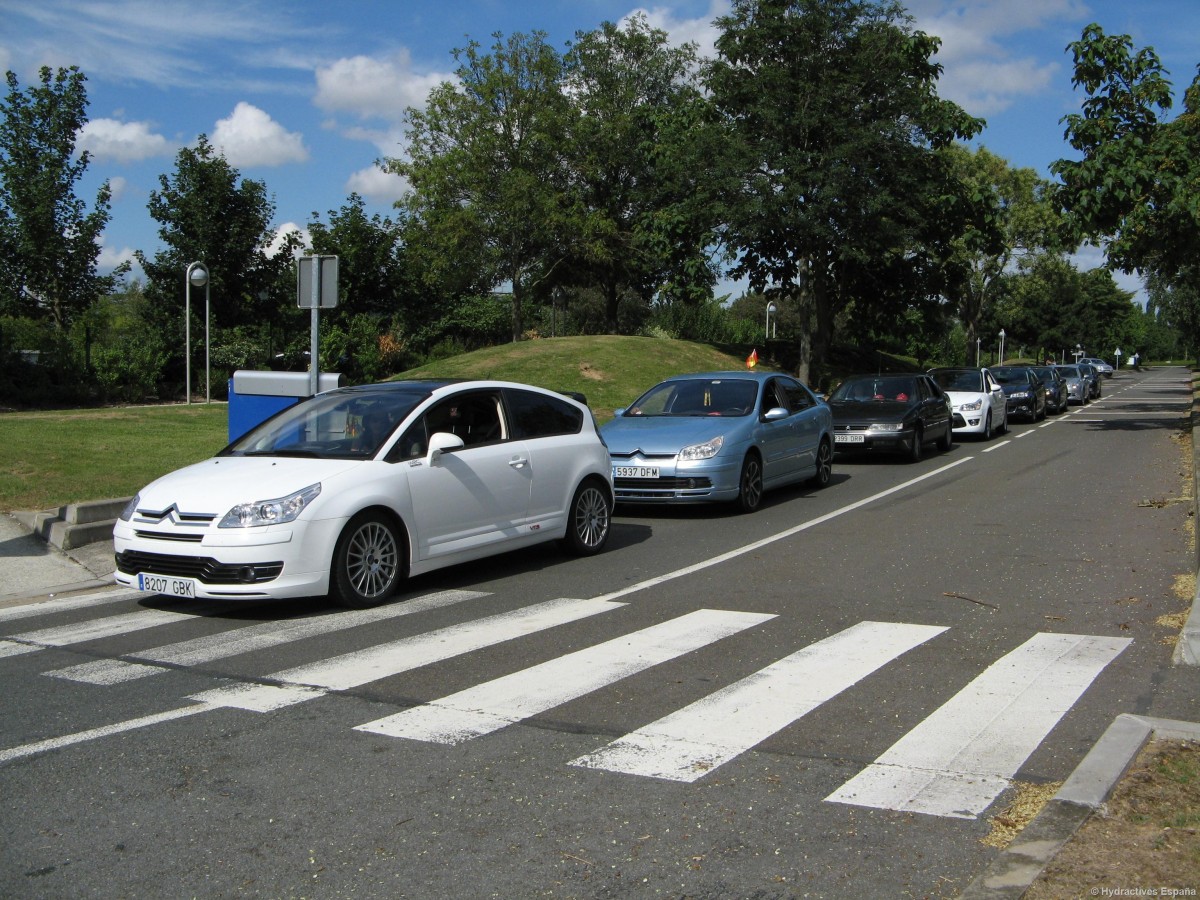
[137,136,300,389]
[388,31,573,342]
[941,145,1060,364]
[705,0,984,383]
[308,194,415,329]
[561,15,718,332]
[1053,24,1200,352]
[0,66,125,329]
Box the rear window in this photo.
[504,389,583,439]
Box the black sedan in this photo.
[991,366,1047,421]
[827,373,953,462]
[1030,365,1068,414]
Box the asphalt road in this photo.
[1,367,1195,899]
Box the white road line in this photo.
[0,589,139,623]
[594,458,973,604]
[47,589,487,685]
[981,440,1011,453]
[355,609,777,745]
[6,606,202,649]
[189,596,626,712]
[825,632,1131,819]
[570,620,947,782]
[0,704,211,764]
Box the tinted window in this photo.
[505,389,583,439]
[777,378,815,411]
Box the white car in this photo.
[927,367,1009,440]
[114,380,613,608]
[1081,357,1114,378]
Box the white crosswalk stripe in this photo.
[46,589,487,685]
[189,596,626,712]
[825,632,1131,818]
[570,620,946,782]
[355,608,776,744]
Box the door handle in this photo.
[509,456,529,469]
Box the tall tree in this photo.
[705,0,984,382]
[942,145,1060,363]
[387,31,572,341]
[561,15,717,332]
[308,193,415,329]
[137,136,299,355]
[0,66,125,328]
[1053,24,1200,352]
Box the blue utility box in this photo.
[228,370,344,442]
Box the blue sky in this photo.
[2,0,1198,299]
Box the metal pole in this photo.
[310,258,321,396]
[184,267,191,405]
[205,279,211,404]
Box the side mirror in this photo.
[428,431,465,465]
[614,407,626,417]
[763,407,789,421]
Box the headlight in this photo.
[959,398,983,411]
[219,483,322,528]
[867,423,904,433]
[679,435,724,461]
[119,494,141,522]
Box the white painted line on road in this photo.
[0,589,139,623]
[825,632,1131,818]
[190,596,626,712]
[0,704,211,764]
[47,589,487,685]
[981,440,1011,453]
[7,607,201,649]
[570,620,947,782]
[594,457,974,604]
[1015,431,1033,439]
[357,609,777,745]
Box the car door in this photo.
[757,378,802,483]
[399,390,533,561]
[503,387,587,532]
[985,371,1006,424]
[919,376,950,435]
[775,377,822,475]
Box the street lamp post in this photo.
[185,262,210,404]
[998,328,1006,366]
[765,301,777,341]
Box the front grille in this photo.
[614,476,713,490]
[116,550,283,585]
[134,530,205,543]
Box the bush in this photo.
[91,341,169,403]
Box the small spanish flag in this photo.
[746,348,758,368]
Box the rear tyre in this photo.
[809,438,833,488]
[330,511,404,609]
[735,453,764,513]
[560,478,611,555]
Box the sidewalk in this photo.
[0,511,115,603]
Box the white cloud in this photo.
[107,176,129,202]
[211,102,308,167]
[98,242,138,275]
[622,1,726,58]
[78,118,173,163]
[314,52,450,122]
[270,221,310,257]
[346,164,408,205]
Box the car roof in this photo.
[662,370,788,383]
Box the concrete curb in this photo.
[13,498,129,551]
[962,714,1200,897]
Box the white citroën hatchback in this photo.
[113,380,613,608]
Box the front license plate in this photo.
[834,433,865,444]
[137,573,197,598]
[613,465,660,479]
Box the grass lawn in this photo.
[0,336,756,512]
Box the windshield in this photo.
[990,368,1026,385]
[222,387,430,459]
[1031,367,1056,381]
[930,370,982,392]
[1057,366,1081,378]
[622,378,760,417]
[829,376,920,403]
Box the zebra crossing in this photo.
[0,586,1130,820]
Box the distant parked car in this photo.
[1079,363,1103,399]
[1055,365,1090,405]
[601,370,834,513]
[826,373,953,462]
[927,366,1009,439]
[1030,365,1068,414]
[1081,357,1114,377]
[991,366,1047,421]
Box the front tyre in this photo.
[809,438,833,488]
[330,511,404,609]
[735,453,764,513]
[560,479,611,556]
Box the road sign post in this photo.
[297,255,339,396]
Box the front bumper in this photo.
[609,457,741,504]
[112,516,345,600]
[833,428,914,453]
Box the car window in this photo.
[776,378,815,412]
[391,390,504,461]
[504,388,583,439]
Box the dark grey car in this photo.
[1030,365,1068,414]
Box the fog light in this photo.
[238,566,257,583]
